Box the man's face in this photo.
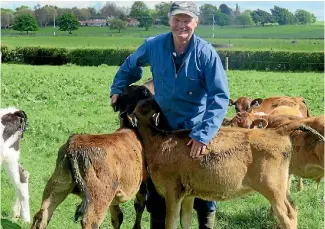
[169,14,198,42]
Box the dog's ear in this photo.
[15,110,27,120]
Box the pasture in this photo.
[2,36,324,52]
[1,23,324,52]
[1,63,324,229]
[1,23,324,39]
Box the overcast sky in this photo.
[1,0,324,21]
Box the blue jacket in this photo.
[110,32,230,144]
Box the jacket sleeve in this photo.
[189,47,230,145]
[110,41,149,96]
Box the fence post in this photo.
[225,57,229,71]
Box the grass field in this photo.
[1,23,324,52]
[1,64,324,229]
[1,23,324,39]
[2,36,323,52]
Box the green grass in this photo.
[2,23,323,51]
[2,36,324,52]
[1,64,324,229]
[1,23,324,39]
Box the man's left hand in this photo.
[187,138,207,158]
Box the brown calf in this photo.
[229,96,310,117]
[128,98,322,229]
[31,85,154,229]
[31,130,146,229]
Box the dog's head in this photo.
[0,107,28,143]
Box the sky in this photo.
[1,0,324,21]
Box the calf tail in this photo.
[67,135,91,222]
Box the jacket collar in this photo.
[164,32,196,54]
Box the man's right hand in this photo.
[111,94,119,112]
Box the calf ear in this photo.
[229,99,235,106]
[222,117,232,126]
[152,112,160,127]
[250,118,268,129]
[250,98,263,107]
[127,115,138,128]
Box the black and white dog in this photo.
[0,107,30,222]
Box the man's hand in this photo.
[111,94,119,105]
[111,94,119,112]
[187,138,207,158]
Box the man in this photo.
[110,1,230,228]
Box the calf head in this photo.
[222,111,267,129]
[128,98,161,128]
[112,85,153,128]
[0,108,28,143]
[229,97,263,112]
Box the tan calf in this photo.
[224,112,324,192]
[128,98,322,229]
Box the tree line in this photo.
[1,1,318,34]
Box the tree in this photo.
[250,9,276,26]
[295,9,315,24]
[235,12,253,27]
[130,1,153,30]
[138,12,153,31]
[199,4,218,25]
[215,10,231,27]
[219,4,233,16]
[234,4,241,17]
[155,2,172,26]
[13,14,38,34]
[271,6,297,25]
[87,7,97,18]
[129,1,148,18]
[34,5,57,27]
[110,18,127,32]
[1,9,15,27]
[99,2,125,18]
[57,13,80,34]
[14,5,34,17]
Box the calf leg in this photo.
[31,163,75,229]
[180,197,194,229]
[270,198,297,229]
[110,205,123,229]
[132,182,147,229]
[298,177,303,191]
[165,191,182,229]
[3,161,30,223]
[12,164,29,220]
[80,180,116,229]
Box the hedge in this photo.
[1,46,324,72]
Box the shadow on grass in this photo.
[0,219,21,229]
